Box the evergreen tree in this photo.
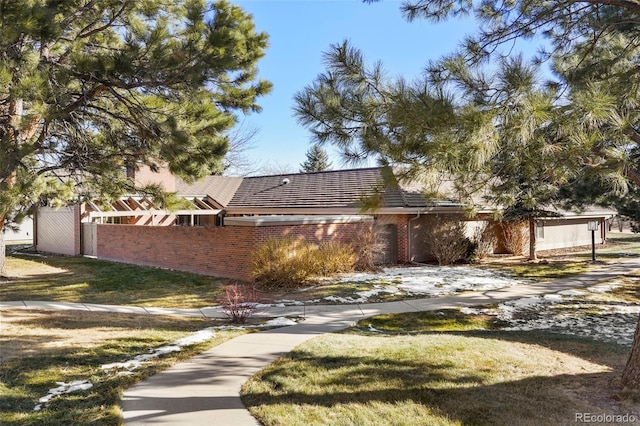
[298,0,640,389]
[0,0,272,275]
[300,144,332,172]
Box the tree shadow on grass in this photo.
[2,309,214,331]
[242,346,636,426]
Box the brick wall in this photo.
[397,214,409,263]
[254,222,368,246]
[95,220,372,281]
[97,224,256,280]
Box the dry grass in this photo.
[0,309,247,425]
[242,321,638,426]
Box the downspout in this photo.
[408,212,421,264]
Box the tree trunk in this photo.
[0,214,6,277]
[528,216,537,261]
[622,314,640,390]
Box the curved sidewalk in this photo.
[120,258,640,426]
[3,258,640,425]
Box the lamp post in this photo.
[587,220,599,262]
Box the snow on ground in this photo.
[461,279,640,346]
[278,265,534,305]
[34,317,300,411]
[34,380,93,411]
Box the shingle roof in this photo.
[227,168,388,209]
[175,176,243,208]
[175,167,461,211]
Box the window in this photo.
[536,221,545,240]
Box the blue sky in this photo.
[233,0,476,174]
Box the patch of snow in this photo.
[102,328,217,373]
[588,280,623,293]
[34,380,93,411]
[332,265,532,301]
[461,279,640,346]
[367,324,382,333]
[558,289,587,296]
[265,317,297,326]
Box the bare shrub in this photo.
[473,222,498,260]
[350,223,380,271]
[424,216,471,265]
[501,221,528,256]
[217,283,260,324]
[251,237,356,290]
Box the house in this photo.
[3,217,33,243]
[33,166,615,281]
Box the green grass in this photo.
[242,330,630,426]
[1,310,248,426]
[242,277,640,426]
[1,255,226,308]
[481,261,592,281]
[480,232,640,281]
[242,311,635,426]
[359,309,506,333]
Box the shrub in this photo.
[424,215,471,266]
[317,241,357,275]
[217,283,260,324]
[473,222,498,260]
[501,221,528,256]
[250,238,310,290]
[350,223,381,271]
[251,237,356,290]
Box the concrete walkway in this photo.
[3,258,640,425]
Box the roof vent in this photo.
[282,178,290,185]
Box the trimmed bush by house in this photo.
[424,215,471,266]
[251,238,356,289]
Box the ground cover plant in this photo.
[0,310,248,425]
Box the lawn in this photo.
[478,232,640,281]
[242,315,639,426]
[3,234,640,425]
[0,309,249,425]
[241,269,640,426]
[0,254,226,308]
[3,232,640,308]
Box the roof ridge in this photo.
[245,166,384,179]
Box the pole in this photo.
[591,229,596,262]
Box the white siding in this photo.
[36,207,76,255]
[536,218,603,251]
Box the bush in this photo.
[424,215,471,266]
[317,241,358,275]
[350,223,381,271]
[251,238,356,290]
[473,222,498,260]
[217,283,260,324]
[501,221,528,256]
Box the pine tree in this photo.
[0,0,272,275]
[300,144,332,172]
[298,0,640,390]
